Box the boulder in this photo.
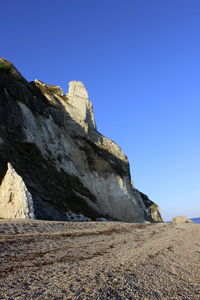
[172,216,193,224]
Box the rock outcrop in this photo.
[0,58,162,222]
[172,216,193,224]
[138,191,163,222]
[0,163,35,219]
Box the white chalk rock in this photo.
[172,216,193,224]
[0,163,35,219]
[67,81,96,129]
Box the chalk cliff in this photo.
[0,58,162,222]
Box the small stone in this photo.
[113,278,119,284]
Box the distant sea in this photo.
[191,217,200,224]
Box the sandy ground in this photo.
[0,220,199,300]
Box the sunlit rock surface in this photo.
[172,216,193,224]
[0,58,162,222]
[0,163,35,219]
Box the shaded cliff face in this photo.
[0,58,162,222]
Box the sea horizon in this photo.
[191,217,200,224]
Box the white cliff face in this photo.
[0,60,162,222]
[68,80,89,98]
[0,163,35,219]
[66,81,96,130]
[16,81,145,222]
[18,102,144,221]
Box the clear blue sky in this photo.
[1,0,200,220]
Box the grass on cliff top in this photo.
[0,61,12,71]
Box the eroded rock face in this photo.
[67,81,96,129]
[0,163,35,219]
[0,58,162,222]
[138,191,163,222]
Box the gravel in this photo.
[0,220,199,299]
